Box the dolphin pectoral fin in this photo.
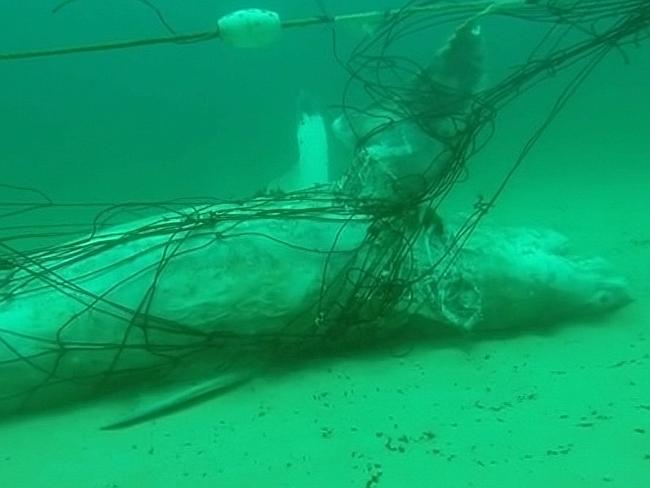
[101,371,253,430]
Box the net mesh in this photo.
[1,0,648,414]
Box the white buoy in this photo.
[217,9,282,48]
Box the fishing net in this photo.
[0,0,647,416]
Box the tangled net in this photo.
[0,0,648,414]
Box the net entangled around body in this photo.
[334,0,647,266]
[0,0,647,415]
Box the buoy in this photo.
[217,9,282,48]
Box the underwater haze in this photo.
[1,1,649,487]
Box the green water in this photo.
[1,1,649,487]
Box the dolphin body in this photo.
[0,216,632,428]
